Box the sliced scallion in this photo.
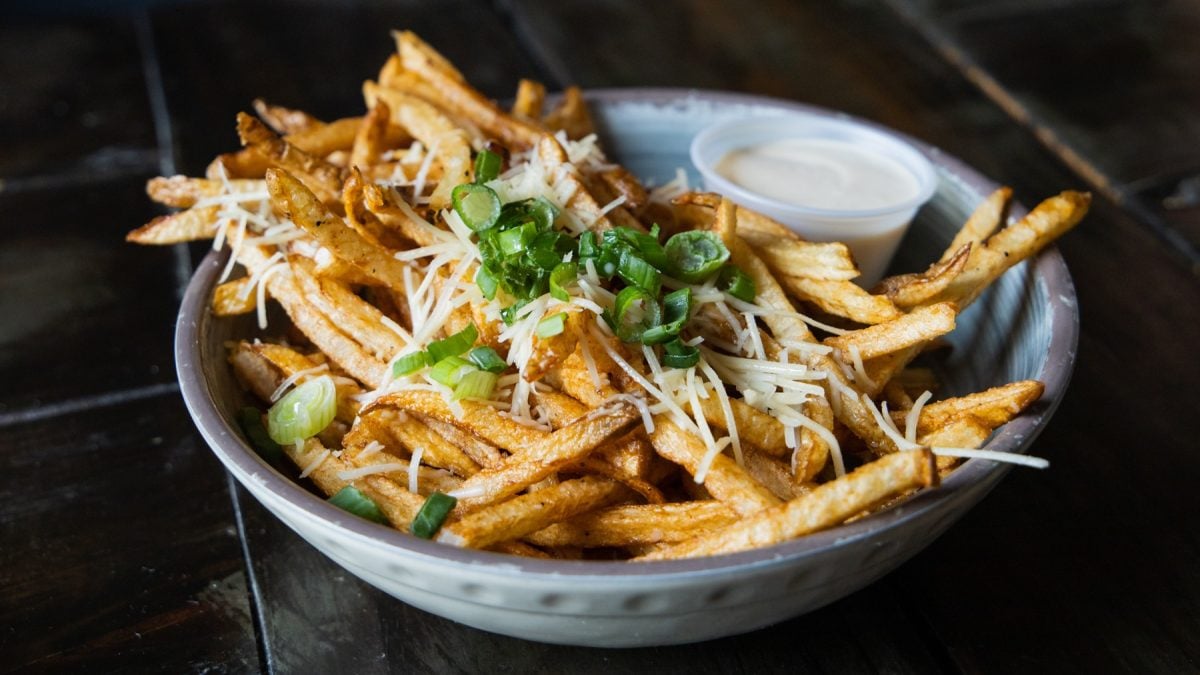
[237,407,281,462]
[664,231,729,283]
[452,369,499,401]
[475,266,498,300]
[266,375,338,445]
[611,286,661,343]
[473,148,502,184]
[550,262,578,301]
[661,338,700,369]
[392,351,432,378]
[617,249,662,295]
[536,312,567,338]
[427,323,478,363]
[640,287,692,345]
[429,356,476,387]
[467,346,507,373]
[329,486,388,525]
[718,264,756,302]
[411,492,457,539]
[452,183,501,232]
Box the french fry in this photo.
[349,98,392,170]
[252,98,323,135]
[649,416,780,516]
[543,86,594,140]
[940,186,1010,263]
[237,113,346,205]
[639,448,937,560]
[125,206,220,244]
[366,390,550,451]
[872,243,971,309]
[146,176,264,208]
[825,302,958,363]
[511,78,546,120]
[892,380,1044,438]
[780,275,903,325]
[524,501,739,548]
[437,475,628,549]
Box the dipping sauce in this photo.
[714,137,921,212]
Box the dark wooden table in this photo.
[2,1,1197,672]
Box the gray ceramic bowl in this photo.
[175,89,1078,648]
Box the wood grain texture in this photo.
[0,395,258,670]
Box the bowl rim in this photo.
[689,112,939,220]
[175,87,1079,583]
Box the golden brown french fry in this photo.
[891,380,1044,438]
[512,78,546,120]
[437,475,628,549]
[649,416,780,516]
[212,278,257,316]
[418,416,505,470]
[825,302,958,362]
[284,438,425,528]
[873,243,971,309]
[125,206,220,244]
[252,98,323,135]
[524,501,739,548]
[265,168,411,289]
[780,275,903,325]
[940,186,1011,262]
[639,448,937,560]
[931,191,1090,309]
[146,176,264,208]
[543,86,594,140]
[349,98,392,170]
[451,400,641,509]
[289,255,406,361]
[694,395,789,458]
[237,112,345,205]
[365,389,550,451]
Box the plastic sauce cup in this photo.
[690,114,937,287]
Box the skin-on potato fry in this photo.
[639,448,937,560]
[437,475,629,549]
[130,31,1081,561]
[524,501,739,548]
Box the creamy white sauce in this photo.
[714,138,920,211]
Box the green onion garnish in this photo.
[427,323,478,363]
[662,338,700,369]
[452,183,502,232]
[578,231,599,259]
[549,262,578,301]
[237,407,281,462]
[429,355,476,387]
[664,231,730,283]
[329,486,388,525]
[604,226,667,270]
[467,345,507,373]
[718,264,756,302]
[617,250,662,295]
[497,221,537,256]
[411,492,457,539]
[640,287,692,345]
[537,312,567,338]
[500,300,529,326]
[266,375,338,445]
[452,369,499,401]
[475,265,498,300]
[392,350,432,378]
[473,149,502,184]
[610,286,661,343]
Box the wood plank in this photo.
[0,394,258,670]
[0,174,182,414]
[0,14,159,183]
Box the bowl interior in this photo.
[177,88,1078,583]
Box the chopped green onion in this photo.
[500,300,529,326]
[475,266,498,300]
[473,149,502,184]
[496,197,558,232]
[392,351,432,378]
[605,227,667,270]
[719,264,756,302]
[611,286,662,343]
[550,262,578,301]
[661,338,700,369]
[266,375,338,445]
[526,231,570,270]
[451,183,501,232]
[329,486,388,525]
[649,223,661,239]
[640,287,692,345]
[617,250,662,295]
[237,407,281,462]
[537,312,567,338]
[411,492,457,539]
[452,369,499,401]
[429,356,476,387]
[427,323,478,363]
[496,221,536,256]
[467,346,507,373]
[664,231,730,283]
[578,231,599,259]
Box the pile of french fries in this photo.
[129,32,1089,561]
